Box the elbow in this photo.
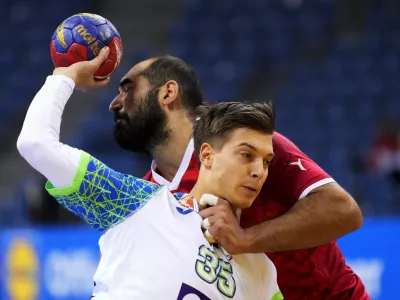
[17,134,32,159]
[17,134,47,165]
[348,197,363,231]
[336,191,363,233]
[17,134,35,159]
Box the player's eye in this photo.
[263,159,272,166]
[118,86,130,94]
[241,152,252,159]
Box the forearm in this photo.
[243,183,363,253]
[17,75,81,187]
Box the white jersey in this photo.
[94,187,279,299]
[17,75,282,299]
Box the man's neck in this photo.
[190,178,238,214]
[189,181,209,210]
[152,116,193,182]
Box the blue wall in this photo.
[0,219,398,299]
[337,218,400,299]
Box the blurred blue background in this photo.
[0,0,399,299]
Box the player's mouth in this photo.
[114,117,125,125]
[241,186,258,193]
[114,112,130,125]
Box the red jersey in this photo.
[144,132,368,299]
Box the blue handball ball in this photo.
[50,13,123,78]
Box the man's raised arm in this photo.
[17,47,162,231]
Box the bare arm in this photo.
[243,182,363,253]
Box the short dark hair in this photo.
[139,55,204,115]
[193,101,275,163]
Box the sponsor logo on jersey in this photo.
[177,195,197,215]
[289,158,307,171]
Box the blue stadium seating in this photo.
[7,0,400,218]
[0,1,89,133]
[175,0,397,212]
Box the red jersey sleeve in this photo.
[273,133,335,201]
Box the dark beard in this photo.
[113,88,171,155]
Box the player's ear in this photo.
[199,143,213,169]
[159,80,179,106]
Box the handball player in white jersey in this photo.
[17,47,282,300]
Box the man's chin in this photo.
[113,130,133,150]
[113,133,149,154]
[233,196,256,209]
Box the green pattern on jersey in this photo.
[46,151,162,231]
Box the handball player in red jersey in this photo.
[110,56,369,299]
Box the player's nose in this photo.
[109,96,123,113]
[250,159,265,179]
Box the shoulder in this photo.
[265,132,333,199]
[266,132,306,179]
[270,132,327,173]
[271,132,304,159]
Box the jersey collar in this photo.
[151,138,194,190]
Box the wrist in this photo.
[42,75,75,102]
[238,228,254,254]
[52,69,76,82]
[50,74,76,90]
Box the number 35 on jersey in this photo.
[196,245,236,298]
